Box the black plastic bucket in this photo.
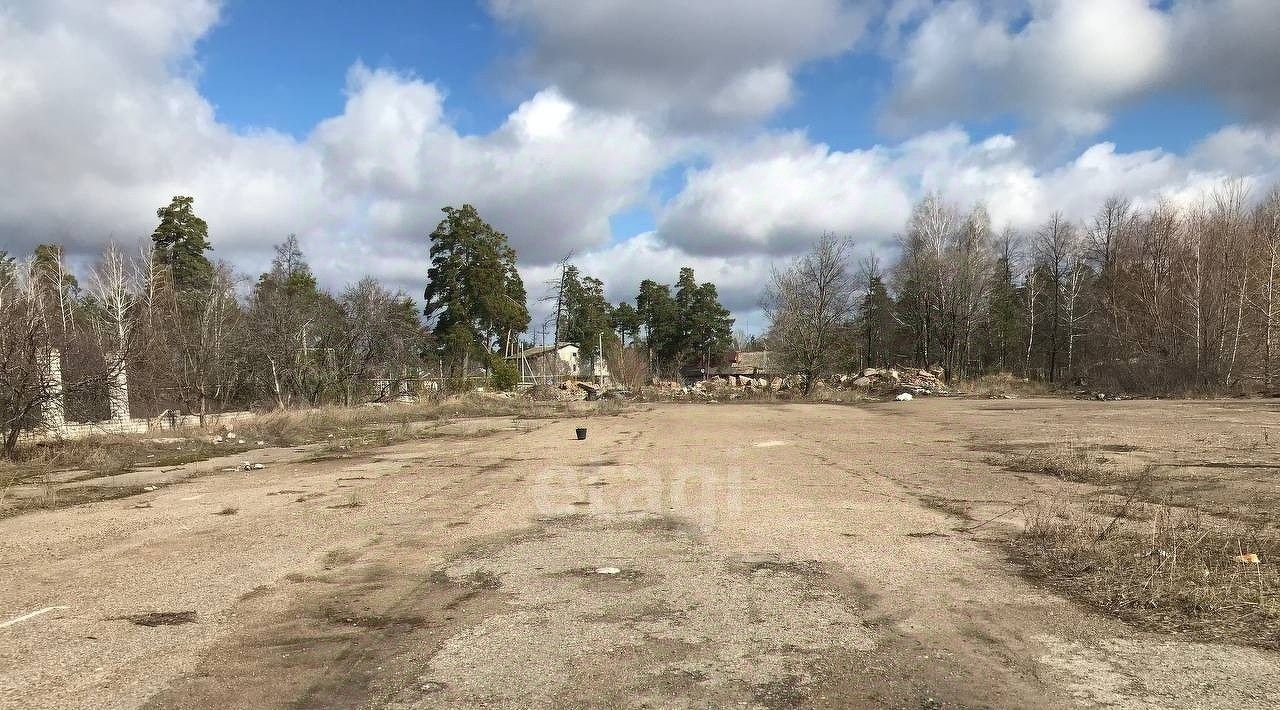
[575,427,587,440]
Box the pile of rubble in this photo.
[524,382,584,402]
[841,367,951,396]
[523,381,634,402]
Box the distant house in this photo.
[506,343,612,385]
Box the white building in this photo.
[506,343,611,385]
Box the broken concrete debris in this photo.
[524,380,633,402]
[851,367,950,397]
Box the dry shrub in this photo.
[606,346,651,390]
[965,372,1053,397]
[1016,498,1280,649]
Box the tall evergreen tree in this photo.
[151,196,213,293]
[611,301,641,345]
[249,235,335,407]
[859,273,896,366]
[985,241,1022,372]
[636,279,680,372]
[675,268,734,368]
[558,271,615,361]
[423,204,530,373]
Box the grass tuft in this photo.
[991,445,1123,484]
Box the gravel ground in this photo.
[1,399,1277,709]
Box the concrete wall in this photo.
[21,349,257,443]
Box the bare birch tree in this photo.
[763,233,858,395]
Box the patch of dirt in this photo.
[113,611,198,627]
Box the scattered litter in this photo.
[595,567,621,575]
[257,440,266,446]
[1235,553,1261,564]
[1,606,70,628]
[895,393,914,402]
[143,485,157,491]
[753,440,788,448]
[111,611,197,627]
[226,432,236,439]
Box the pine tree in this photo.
[859,274,895,366]
[986,251,1022,372]
[636,279,680,373]
[249,236,336,407]
[151,196,213,294]
[611,302,641,345]
[423,205,530,374]
[676,268,734,369]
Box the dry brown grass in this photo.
[991,445,1124,484]
[10,435,252,480]
[5,395,624,487]
[1015,497,1280,649]
[963,372,1055,397]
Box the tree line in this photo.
[768,182,1280,395]
[530,258,734,381]
[2,198,738,455]
[419,204,733,383]
[1,196,428,455]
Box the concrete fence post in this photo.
[39,347,66,433]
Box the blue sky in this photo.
[197,2,1240,168]
[2,1,1279,325]
[197,1,510,137]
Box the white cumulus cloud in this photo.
[486,0,874,126]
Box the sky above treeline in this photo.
[2,0,1279,332]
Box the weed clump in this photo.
[993,446,1122,484]
[1014,497,1280,649]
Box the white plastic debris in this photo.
[895,393,914,402]
[252,463,265,470]
[595,567,621,575]
[142,485,157,491]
